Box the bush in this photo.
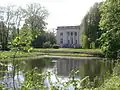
[52,44,59,49]
[81,34,89,49]
[43,41,51,48]
[90,42,95,49]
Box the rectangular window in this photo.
[60,38,63,44]
[67,32,69,36]
[75,40,77,44]
[75,32,77,36]
[71,32,73,36]
[60,32,63,36]
[68,40,70,44]
[71,38,73,44]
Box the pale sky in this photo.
[0,0,104,30]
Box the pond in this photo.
[0,57,117,89]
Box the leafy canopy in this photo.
[99,0,120,58]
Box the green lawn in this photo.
[0,48,103,60]
[45,53,93,57]
[33,48,102,53]
[0,51,46,59]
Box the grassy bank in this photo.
[0,51,46,59]
[33,48,102,53]
[33,48,103,57]
[0,48,103,60]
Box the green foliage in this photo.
[12,37,32,52]
[52,44,60,49]
[90,42,96,49]
[23,3,48,37]
[81,3,102,49]
[0,3,48,51]
[95,63,120,90]
[0,21,9,50]
[43,41,51,48]
[81,34,89,48]
[12,25,33,52]
[32,31,56,48]
[21,68,48,90]
[99,0,120,58]
[94,75,120,90]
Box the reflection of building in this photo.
[56,26,81,48]
[57,59,83,76]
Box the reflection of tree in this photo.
[0,58,53,89]
[80,60,115,87]
[56,58,116,88]
[22,58,53,88]
[0,58,117,89]
[0,61,8,78]
[24,58,52,73]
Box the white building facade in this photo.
[56,26,81,48]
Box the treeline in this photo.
[80,2,102,49]
[81,0,120,58]
[0,3,56,51]
[32,30,56,48]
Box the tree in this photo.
[81,3,102,49]
[0,21,7,50]
[0,6,15,50]
[12,24,33,52]
[81,14,89,48]
[21,3,49,39]
[99,0,120,58]
[32,31,56,48]
[0,3,49,50]
[0,5,23,50]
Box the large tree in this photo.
[99,0,120,58]
[0,3,48,50]
[81,3,102,49]
[0,5,17,50]
[21,3,49,39]
[0,21,7,50]
[32,31,56,48]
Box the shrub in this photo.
[90,42,95,49]
[43,41,51,48]
[81,34,89,49]
[52,44,59,49]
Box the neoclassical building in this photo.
[56,25,81,48]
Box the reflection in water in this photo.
[0,58,117,89]
[57,59,83,76]
[56,59,114,79]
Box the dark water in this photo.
[0,57,117,89]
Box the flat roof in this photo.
[56,25,80,30]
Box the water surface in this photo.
[0,57,116,89]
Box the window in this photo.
[71,38,73,44]
[75,32,77,36]
[75,40,77,44]
[71,32,73,36]
[67,40,70,44]
[60,38,63,44]
[60,32,63,36]
[67,32,69,36]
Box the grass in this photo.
[0,48,103,60]
[34,48,101,51]
[43,53,93,57]
[33,48,103,57]
[0,51,46,59]
[33,48,102,53]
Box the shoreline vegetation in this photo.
[0,48,103,60]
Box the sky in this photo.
[0,0,104,30]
